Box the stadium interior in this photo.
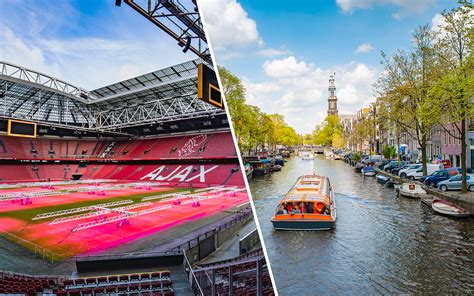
[0,59,273,295]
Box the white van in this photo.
[406,163,444,180]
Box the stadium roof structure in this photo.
[119,0,211,64]
[0,59,227,137]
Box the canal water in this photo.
[250,155,473,295]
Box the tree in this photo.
[422,5,473,192]
[312,115,343,147]
[218,66,300,154]
[378,24,438,175]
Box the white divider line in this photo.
[141,191,191,201]
[71,204,172,232]
[72,214,130,232]
[32,200,133,220]
[0,191,64,201]
[50,202,153,225]
[50,210,110,225]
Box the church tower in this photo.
[327,73,338,116]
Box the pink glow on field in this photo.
[0,185,173,213]
[1,185,249,260]
[0,218,26,232]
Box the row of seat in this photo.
[63,271,170,287]
[0,132,236,161]
[57,282,174,296]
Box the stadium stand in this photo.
[0,270,175,295]
[0,58,273,295]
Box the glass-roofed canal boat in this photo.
[271,174,336,230]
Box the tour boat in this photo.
[271,174,336,230]
[432,199,470,218]
[397,183,427,199]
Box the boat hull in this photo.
[432,200,470,218]
[271,220,335,231]
[246,169,253,181]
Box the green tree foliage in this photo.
[218,66,299,153]
[312,115,344,147]
[377,24,438,175]
[421,4,473,192]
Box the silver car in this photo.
[437,174,474,192]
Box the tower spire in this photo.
[327,73,338,116]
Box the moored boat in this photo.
[376,174,390,184]
[432,199,470,218]
[245,163,253,181]
[361,166,376,177]
[271,174,336,230]
[271,164,282,172]
[397,183,427,199]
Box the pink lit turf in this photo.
[0,185,173,213]
[0,184,249,260]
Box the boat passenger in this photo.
[306,202,314,213]
[300,202,306,214]
[291,206,300,214]
[286,203,293,213]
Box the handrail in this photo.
[183,250,204,296]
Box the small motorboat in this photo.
[385,179,400,188]
[274,158,285,166]
[245,163,253,181]
[376,174,390,184]
[271,165,282,172]
[397,183,427,199]
[421,196,433,206]
[361,166,376,177]
[432,199,470,218]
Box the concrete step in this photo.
[170,267,194,296]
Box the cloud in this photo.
[244,56,379,133]
[355,43,374,53]
[0,26,62,78]
[0,2,190,90]
[336,0,435,19]
[262,56,311,79]
[199,0,263,52]
[256,48,291,57]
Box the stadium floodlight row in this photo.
[0,59,226,135]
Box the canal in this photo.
[250,155,473,295]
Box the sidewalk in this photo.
[374,167,474,214]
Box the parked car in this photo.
[406,163,444,180]
[391,164,412,175]
[423,168,461,187]
[361,155,383,165]
[377,160,391,170]
[437,174,474,192]
[383,161,407,173]
[398,164,422,178]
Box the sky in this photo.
[0,0,195,90]
[199,0,460,134]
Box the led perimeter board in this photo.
[7,119,37,138]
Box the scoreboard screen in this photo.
[7,119,37,138]
[198,63,223,109]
